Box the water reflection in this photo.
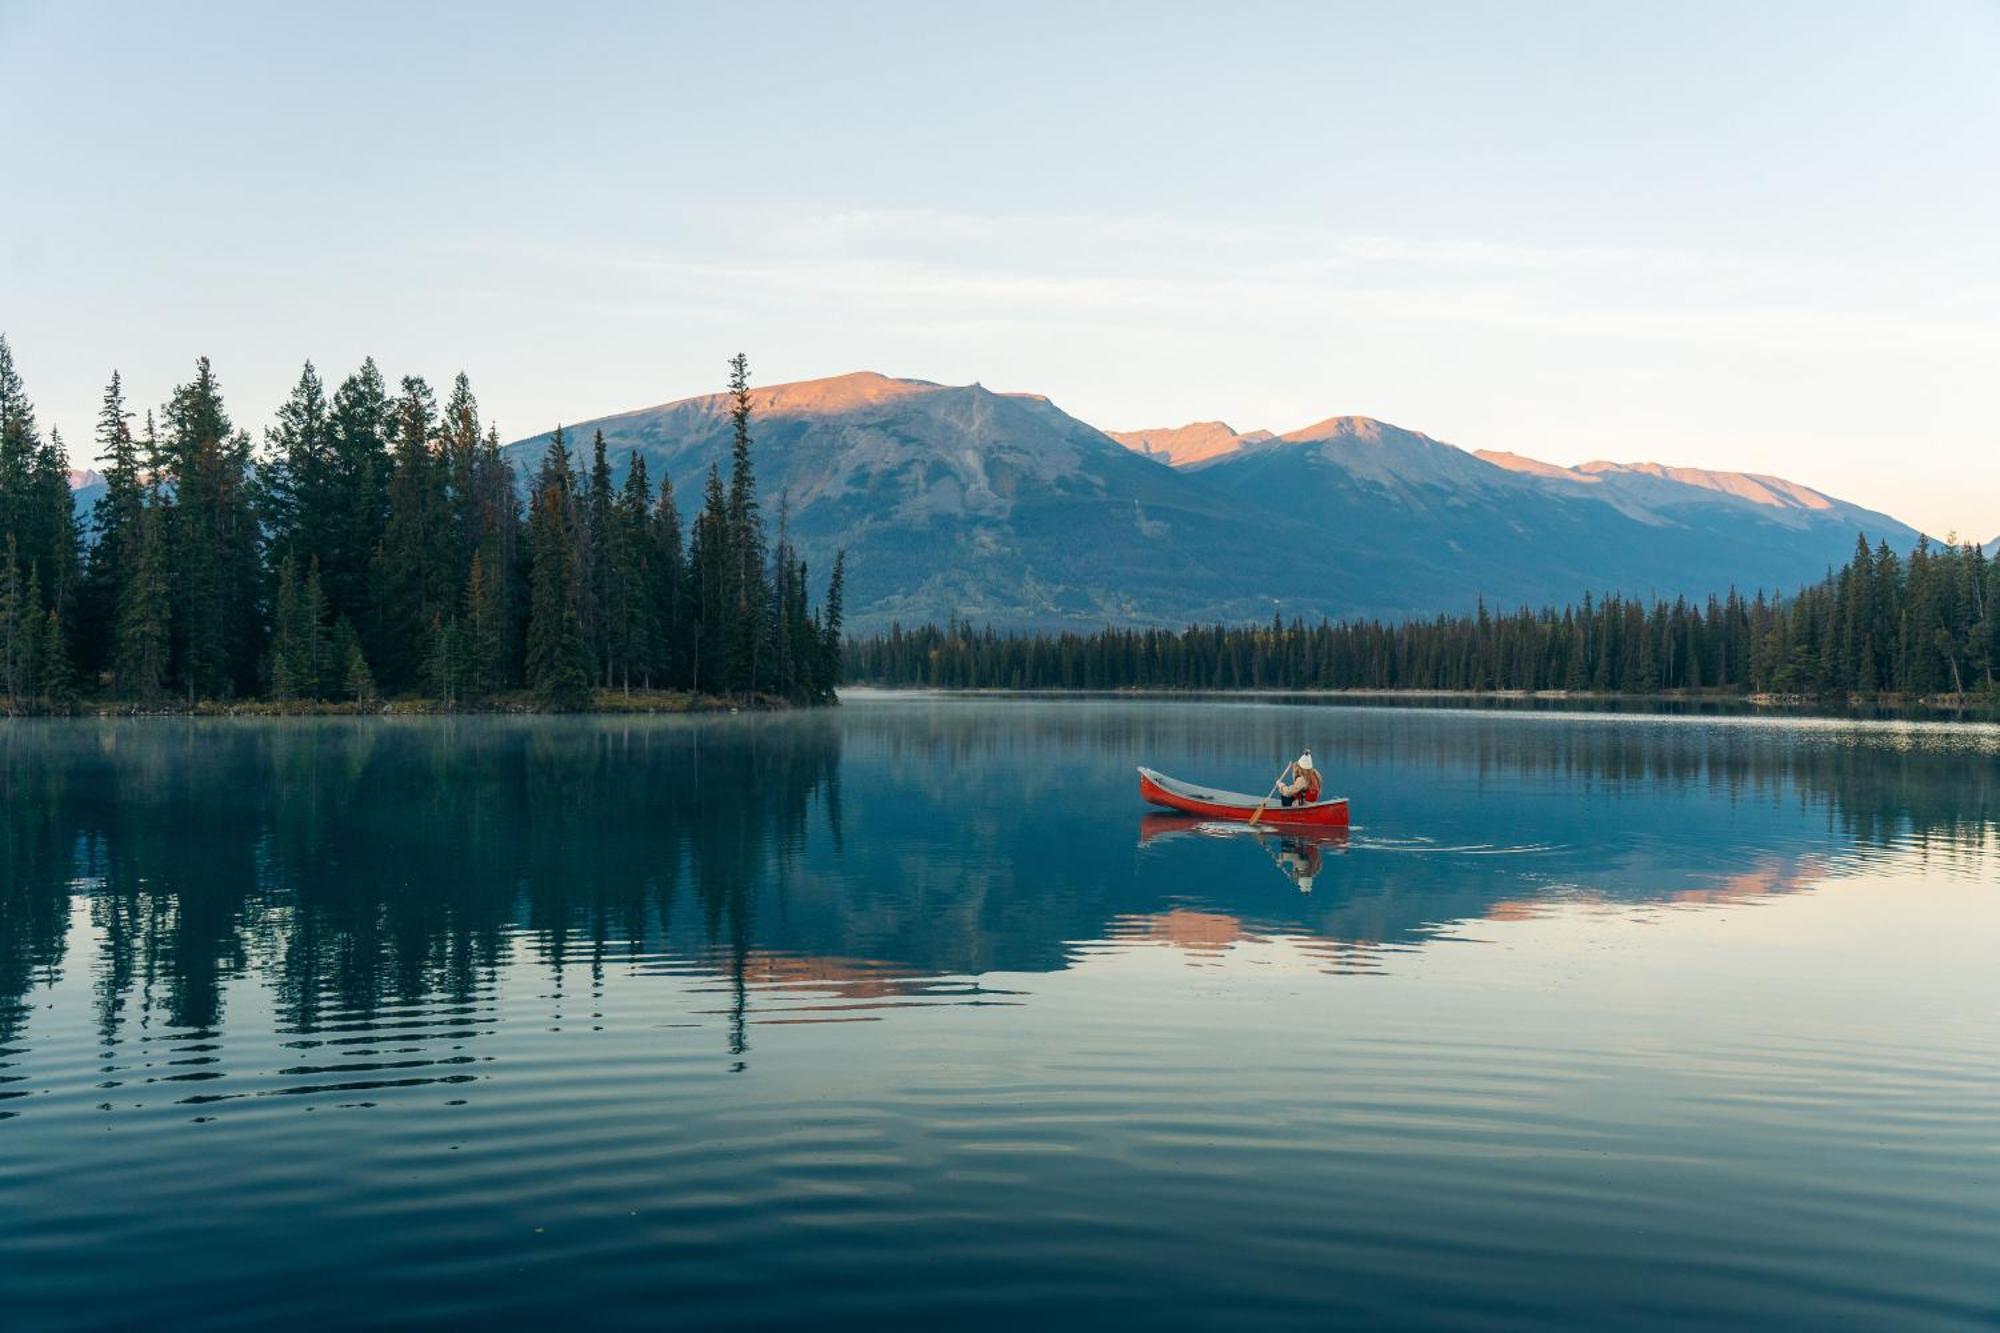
[4,704,1998,1329]
[3,705,1997,1065]
[1138,813,1350,893]
[1,718,840,1070]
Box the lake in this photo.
[2,698,1996,1329]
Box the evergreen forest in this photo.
[0,339,843,712]
[849,535,2000,702]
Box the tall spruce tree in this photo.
[270,553,307,703]
[373,375,451,689]
[651,470,688,689]
[159,358,261,699]
[689,461,729,694]
[585,429,615,685]
[440,372,484,582]
[0,536,28,708]
[524,428,593,709]
[770,496,802,700]
[38,606,76,710]
[113,499,171,701]
[818,548,845,698]
[261,362,333,568]
[606,452,656,692]
[324,358,393,630]
[268,554,331,705]
[471,424,522,687]
[722,354,770,695]
[0,337,79,630]
[461,548,506,703]
[80,371,143,679]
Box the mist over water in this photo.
[2,701,1996,1329]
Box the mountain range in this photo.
[501,372,1924,632]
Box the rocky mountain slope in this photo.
[506,373,1922,630]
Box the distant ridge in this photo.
[504,372,1924,631]
[1108,421,1270,466]
[1120,419,1855,525]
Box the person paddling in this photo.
[1276,748,1321,806]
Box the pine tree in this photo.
[38,607,76,710]
[462,548,505,703]
[324,358,393,629]
[159,357,261,700]
[651,471,688,689]
[80,371,142,679]
[300,558,330,696]
[524,429,594,710]
[607,452,656,693]
[772,497,797,700]
[722,354,769,694]
[0,535,27,709]
[114,501,172,702]
[271,552,306,703]
[268,553,328,706]
[818,549,845,697]
[260,361,333,569]
[17,565,43,699]
[585,429,615,685]
[0,339,78,623]
[0,336,33,553]
[440,371,484,582]
[373,375,452,691]
[421,613,459,707]
[332,618,377,705]
[690,461,729,694]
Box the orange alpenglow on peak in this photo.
[1107,421,1267,466]
[747,371,944,416]
[1278,415,1425,445]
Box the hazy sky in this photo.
[3,1,1995,537]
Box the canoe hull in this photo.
[1139,811,1353,849]
[1138,766,1350,828]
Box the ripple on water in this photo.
[1,706,1996,1329]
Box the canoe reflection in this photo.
[1137,813,1351,893]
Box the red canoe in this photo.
[1137,766,1351,828]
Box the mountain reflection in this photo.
[2,706,1996,1062]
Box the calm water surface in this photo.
[2,698,1996,1329]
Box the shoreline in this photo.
[836,683,2000,716]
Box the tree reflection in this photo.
[0,718,842,1054]
[0,709,1994,1061]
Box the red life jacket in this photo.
[1297,768,1322,801]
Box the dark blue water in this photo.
[2,698,1996,1329]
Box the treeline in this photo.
[0,338,842,712]
[850,535,2000,699]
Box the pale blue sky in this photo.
[3,1,1995,536]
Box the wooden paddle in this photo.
[1246,764,1290,827]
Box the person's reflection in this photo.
[1270,838,1324,894]
[1137,814,1346,892]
